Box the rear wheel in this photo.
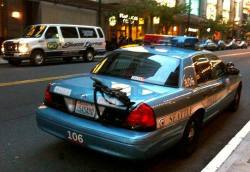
[229,85,242,112]
[85,49,94,62]
[30,50,45,66]
[179,115,202,157]
[8,60,21,66]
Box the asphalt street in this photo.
[0,49,250,172]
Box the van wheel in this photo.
[228,86,242,112]
[31,50,45,66]
[8,60,21,66]
[63,57,73,63]
[179,115,202,157]
[85,49,94,62]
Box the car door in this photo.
[192,54,226,121]
[44,26,61,57]
[60,26,80,57]
[78,27,98,50]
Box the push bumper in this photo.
[2,52,31,61]
[36,106,182,159]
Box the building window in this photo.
[243,0,250,14]
[207,0,217,20]
[186,0,200,15]
[235,0,241,22]
[222,0,230,22]
[155,0,176,7]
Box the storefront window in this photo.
[206,0,217,20]
[243,0,250,14]
[186,0,200,15]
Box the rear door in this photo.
[192,54,226,120]
[59,26,80,56]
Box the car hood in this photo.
[49,73,183,107]
[3,38,39,44]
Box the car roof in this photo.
[119,45,206,59]
[32,24,100,28]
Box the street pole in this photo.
[0,0,4,41]
[98,0,102,26]
[186,0,191,36]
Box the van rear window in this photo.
[60,27,78,38]
[97,28,104,38]
[78,28,97,38]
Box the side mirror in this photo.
[226,62,240,75]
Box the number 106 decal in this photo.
[67,131,84,144]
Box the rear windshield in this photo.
[22,25,47,38]
[92,51,180,87]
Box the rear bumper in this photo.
[36,106,182,159]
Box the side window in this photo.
[207,54,226,79]
[45,27,58,39]
[96,28,104,38]
[193,55,213,84]
[78,28,97,38]
[60,27,78,38]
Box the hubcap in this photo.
[188,123,195,142]
[87,52,93,61]
[35,54,43,64]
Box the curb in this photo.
[0,56,7,64]
[201,121,250,172]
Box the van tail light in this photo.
[44,83,52,105]
[126,103,156,130]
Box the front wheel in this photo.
[228,85,242,112]
[179,115,202,157]
[85,49,95,62]
[30,50,45,66]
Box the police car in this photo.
[36,45,242,159]
[1,24,106,66]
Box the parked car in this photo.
[36,45,242,159]
[171,36,199,49]
[196,39,218,51]
[217,40,227,50]
[1,24,106,66]
[226,39,238,49]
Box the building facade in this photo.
[0,0,249,43]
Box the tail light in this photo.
[126,103,156,130]
[44,83,52,105]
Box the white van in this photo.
[1,24,106,66]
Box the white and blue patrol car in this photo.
[36,45,242,159]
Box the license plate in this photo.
[75,101,96,118]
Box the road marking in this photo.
[0,74,82,87]
[218,51,250,57]
[201,121,250,172]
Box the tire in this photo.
[228,85,242,112]
[63,57,73,63]
[85,49,95,62]
[179,115,202,157]
[30,50,45,66]
[8,60,21,66]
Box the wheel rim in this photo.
[87,51,94,61]
[188,122,195,142]
[34,54,43,65]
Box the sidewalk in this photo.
[202,121,250,172]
